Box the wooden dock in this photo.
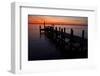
[39,25,88,58]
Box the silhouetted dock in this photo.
[39,25,88,58]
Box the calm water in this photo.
[29,24,88,40]
[28,24,88,60]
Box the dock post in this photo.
[80,30,85,51]
[55,27,57,37]
[63,28,66,41]
[59,27,61,32]
[82,30,85,39]
[61,28,63,33]
[55,27,57,31]
[44,21,45,26]
[64,27,66,33]
[39,26,41,38]
[71,28,73,36]
[55,27,57,39]
[70,28,74,51]
[39,26,41,33]
[60,28,64,48]
[61,28,63,38]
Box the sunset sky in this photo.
[28,15,88,26]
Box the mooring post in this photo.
[39,26,41,38]
[71,28,73,37]
[54,27,57,39]
[55,27,57,36]
[61,28,63,33]
[80,30,85,51]
[52,26,54,35]
[64,27,66,33]
[63,28,66,41]
[82,30,85,39]
[49,27,53,39]
[55,27,57,31]
[59,27,61,32]
[39,26,41,32]
[44,20,45,26]
[61,28,63,39]
[61,28,63,37]
[70,28,74,51]
[60,28,66,48]
[51,26,55,40]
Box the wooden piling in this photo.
[39,26,41,33]
[64,28,66,33]
[82,30,85,39]
[61,28,63,33]
[80,30,85,51]
[39,26,41,38]
[70,28,74,51]
[59,27,61,32]
[71,28,73,37]
[39,26,41,29]
[44,21,45,26]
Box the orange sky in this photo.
[28,15,88,26]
